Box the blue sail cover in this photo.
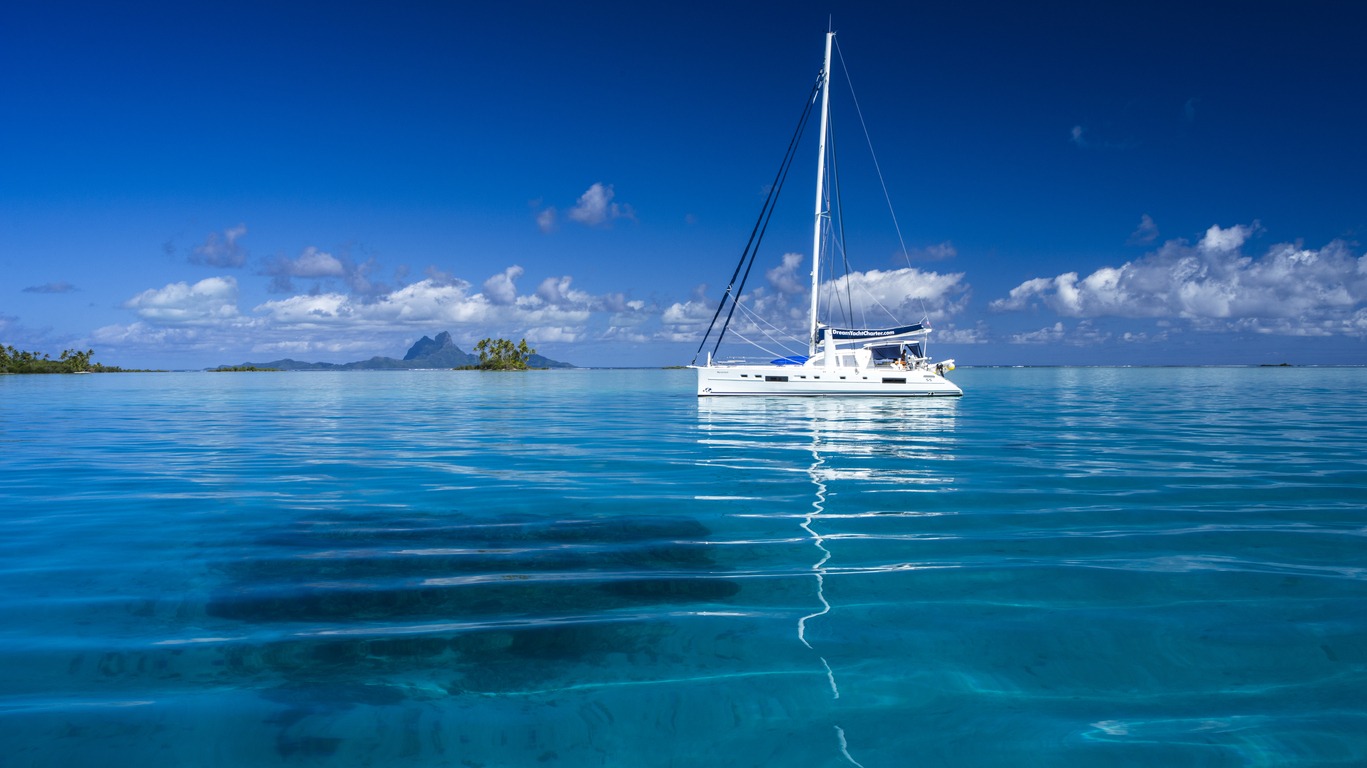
[770,355,809,366]
[826,323,925,340]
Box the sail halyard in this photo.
[808,31,834,357]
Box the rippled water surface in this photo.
[2,367,1364,766]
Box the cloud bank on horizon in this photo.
[992,224,1367,342]
[58,212,1362,367]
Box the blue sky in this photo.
[3,0,1364,368]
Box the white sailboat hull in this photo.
[694,363,962,397]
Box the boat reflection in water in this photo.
[695,396,959,766]
[697,395,960,488]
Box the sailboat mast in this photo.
[808,31,834,356]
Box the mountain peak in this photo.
[404,331,454,361]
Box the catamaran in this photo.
[691,30,962,397]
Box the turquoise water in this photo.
[1,367,1364,766]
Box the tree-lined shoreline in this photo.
[0,346,136,374]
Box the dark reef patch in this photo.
[197,510,739,701]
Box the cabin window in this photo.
[764,375,789,382]
[883,377,906,384]
[870,345,902,363]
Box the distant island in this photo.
[218,331,574,371]
[211,365,282,372]
[457,338,537,371]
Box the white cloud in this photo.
[106,243,976,366]
[190,225,248,268]
[567,183,635,227]
[522,326,583,344]
[483,265,524,305]
[661,258,970,347]
[536,183,634,233]
[766,252,806,294]
[251,292,354,325]
[598,292,640,314]
[290,246,345,277]
[933,323,988,344]
[534,275,596,308]
[990,223,1367,336]
[100,266,621,362]
[92,321,230,350]
[659,296,720,342]
[1198,222,1255,254]
[1011,322,1066,344]
[249,275,601,336]
[1005,320,1112,347]
[823,266,969,323]
[239,277,593,347]
[125,277,241,324]
[661,298,714,327]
